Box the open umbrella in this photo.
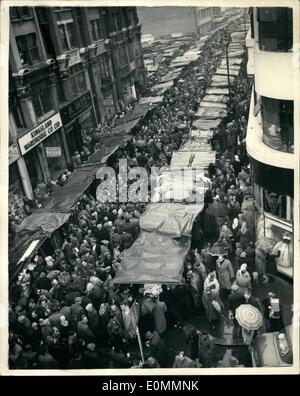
[235,304,263,331]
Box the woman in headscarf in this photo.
[235,264,252,293]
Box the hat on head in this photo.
[231,284,239,292]
[101,240,109,245]
[75,297,82,303]
[85,303,93,312]
[240,263,247,271]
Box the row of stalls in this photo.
[9,28,209,283]
[112,27,248,285]
[9,99,164,282]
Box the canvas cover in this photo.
[140,202,204,238]
[16,212,71,235]
[112,231,190,284]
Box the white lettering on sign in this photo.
[46,147,62,158]
[18,113,62,155]
[68,49,81,67]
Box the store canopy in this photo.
[200,101,227,109]
[151,81,173,95]
[9,231,46,281]
[189,130,214,139]
[40,164,99,213]
[206,87,230,96]
[171,150,215,169]
[16,212,71,235]
[110,119,140,135]
[195,107,228,120]
[151,168,208,203]
[112,231,190,284]
[140,202,204,238]
[88,132,131,165]
[114,102,158,126]
[139,96,163,104]
[192,118,223,130]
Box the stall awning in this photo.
[139,96,163,104]
[112,231,190,284]
[171,150,215,169]
[16,212,71,235]
[192,118,223,130]
[88,132,131,165]
[40,164,99,212]
[140,202,204,238]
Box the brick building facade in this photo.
[8,6,145,212]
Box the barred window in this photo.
[16,33,40,65]
[31,79,53,118]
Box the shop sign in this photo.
[60,92,92,125]
[46,147,62,158]
[18,113,62,156]
[9,143,20,165]
[68,48,81,67]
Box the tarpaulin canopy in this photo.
[206,88,230,96]
[115,102,157,126]
[88,132,131,165]
[139,96,163,104]
[151,81,173,95]
[9,231,46,280]
[110,118,141,136]
[39,164,99,213]
[151,168,207,203]
[113,231,190,284]
[192,118,223,130]
[220,58,243,66]
[200,101,227,109]
[215,68,240,77]
[16,212,71,235]
[140,202,204,238]
[190,130,214,139]
[195,107,228,120]
[180,138,212,151]
[202,94,228,103]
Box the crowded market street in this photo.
[8,7,294,370]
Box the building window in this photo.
[31,79,53,118]
[99,54,110,78]
[10,7,31,20]
[70,64,86,97]
[58,23,78,52]
[9,94,26,129]
[257,7,293,52]
[261,96,294,153]
[56,80,65,103]
[16,33,40,65]
[90,18,105,41]
[119,46,127,67]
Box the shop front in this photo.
[60,91,96,160]
[18,112,66,188]
[9,143,24,215]
[251,158,294,279]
